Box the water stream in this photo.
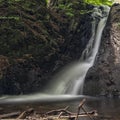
[0,6,110,103]
[43,5,110,95]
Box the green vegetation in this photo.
[0,0,114,60]
[85,0,114,6]
[54,0,91,17]
[0,0,49,58]
[57,3,74,17]
[53,0,113,18]
[0,16,20,20]
[45,0,49,4]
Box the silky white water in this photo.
[0,6,110,103]
[44,6,110,95]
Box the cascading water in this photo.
[0,5,110,103]
[44,5,110,95]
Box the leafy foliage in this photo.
[54,0,91,17]
[0,0,50,58]
[85,0,114,6]
[0,0,113,60]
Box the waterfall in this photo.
[0,6,110,103]
[43,5,110,95]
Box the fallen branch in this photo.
[17,108,34,119]
[46,107,73,116]
[75,98,86,120]
[0,111,20,119]
[47,111,98,119]
[45,99,97,120]
[81,106,95,120]
[0,99,98,120]
[58,106,69,118]
[46,110,97,118]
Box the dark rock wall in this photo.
[0,1,94,94]
[84,4,120,97]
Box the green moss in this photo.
[85,0,113,6]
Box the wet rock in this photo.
[84,4,120,97]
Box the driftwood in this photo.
[46,106,72,116]
[48,113,97,119]
[58,106,69,118]
[17,108,34,119]
[0,99,98,120]
[81,106,95,120]
[46,110,98,119]
[0,108,34,119]
[75,98,86,120]
[45,99,98,120]
[0,111,21,119]
[75,98,96,120]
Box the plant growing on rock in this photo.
[85,0,114,6]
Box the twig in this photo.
[75,98,86,120]
[46,107,73,116]
[0,111,20,119]
[48,112,98,119]
[58,106,69,118]
[17,108,34,119]
[81,106,95,120]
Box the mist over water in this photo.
[0,94,98,104]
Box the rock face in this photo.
[0,0,94,94]
[84,3,120,97]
